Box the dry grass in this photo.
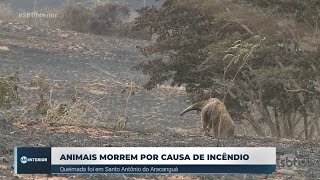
[1,69,140,131]
[0,71,20,110]
[12,73,104,128]
[43,97,101,126]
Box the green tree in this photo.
[134,0,320,139]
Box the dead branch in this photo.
[284,87,314,94]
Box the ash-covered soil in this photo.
[0,21,199,134]
[0,21,320,179]
[1,122,320,179]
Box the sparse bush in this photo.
[29,73,50,100]
[89,3,130,34]
[0,71,20,110]
[118,21,151,40]
[44,97,100,126]
[56,2,131,36]
[54,2,150,39]
[28,73,101,126]
[0,70,19,136]
[56,3,91,33]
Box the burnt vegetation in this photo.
[1,0,320,179]
[0,71,20,110]
[54,2,150,39]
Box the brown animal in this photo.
[180,98,235,138]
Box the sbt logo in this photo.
[20,156,48,164]
[278,154,308,169]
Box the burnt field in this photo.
[1,21,320,179]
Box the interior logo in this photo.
[19,156,48,164]
[20,156,28,164]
